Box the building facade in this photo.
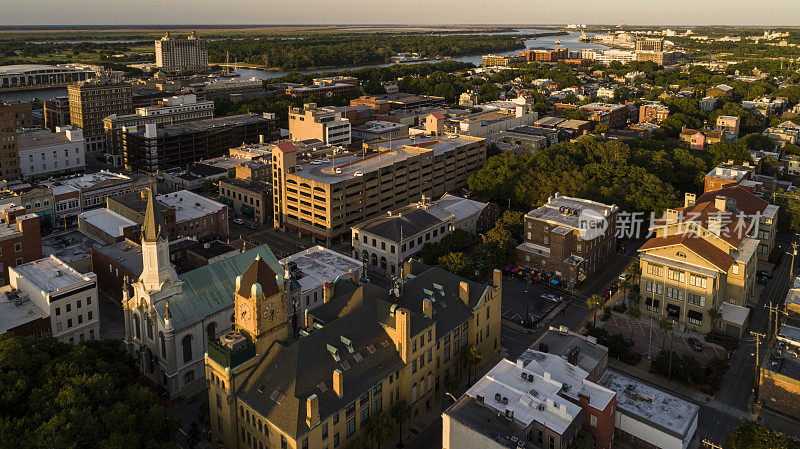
[17,126,86,179]
[122,113,279,173]
[219,178,271,224]
[155,31,209,72]
[0,102,32,180]
[288,103,352,146]
[638,195,757,335]
[43,96,71,131]
[67,80,133,154]
[271,136,486,244]
[9,255,99,344]
[517,193,618,288]
[0,206,42,286]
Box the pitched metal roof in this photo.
[152,244,283,331]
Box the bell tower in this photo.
[140,189,177,291]
[233,254,288,352]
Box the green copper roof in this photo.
[153,244,283,331]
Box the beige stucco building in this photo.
[638,194,756,337]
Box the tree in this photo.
[443,373,460,404]
[708,141,753,165]
[728,420,800,449]
[364,412,394,449]
[461,344,482,384]
[0,334,179,449]
[708,308,722,335]
[587,294,603,328]
[438,252,475,279]
[658,318,675,378]
[390,400,412,445]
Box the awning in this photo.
[687,310,703,321]
[219,196,234,206]
[241,204,255,216]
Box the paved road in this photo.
[715,235,794,412]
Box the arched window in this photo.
[380,257,387,270]
[146,316,154,340]
[206,322,217,341]
[182,335,193,364]
[133,314,141,340]
[371,253,378,266]
[353,250,359,261]
[159,332,166,358]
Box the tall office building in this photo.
[155,31,209,72]
[635,37,664,52]
[288,103,352,145]
[43,96,71,131]
[0,103,32,181]
[67,80,133,155]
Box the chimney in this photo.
[516,359,524,369]
[714,196,728,212]
[459,281,470,306]
[395,308,411,362]
[684,192,696,208]
[422,298,433,319]
[323,281,335,303]
[665,209,678,224]
[332,369,343,398]
[493,268,502,289]
[306,394,320,428]
[543,372,551,383]
[304,309,314,330]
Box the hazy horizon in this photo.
[2,0,799,28]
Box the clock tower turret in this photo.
[234,254,288,351]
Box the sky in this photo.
[1,0,798,27]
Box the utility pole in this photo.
[751,331,766,399]
[790,240,798,290]
[765,303,787,342]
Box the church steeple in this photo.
[139,188,177,291]
[142,187,163,243]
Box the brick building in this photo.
[0,205,42,285]
[517,193,618,288]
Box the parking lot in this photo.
[601,313,728,365]
[499,275,576,325]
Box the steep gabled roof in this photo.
[639,234,735,272]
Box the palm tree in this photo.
[391,400,412,446]
[658,317,675,378]
[587,294,603,328]
[708,308,722,335]
[365,412,394,449]
[618,278,631,304]
[461,345,482,384]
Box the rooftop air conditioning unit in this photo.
[219,331,247,351]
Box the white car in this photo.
[233,218,245,225]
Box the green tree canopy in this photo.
[0,335,179,449]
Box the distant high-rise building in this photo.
[635,37,664,52]
[67,80,133,155]
[155,31,209,72]
[0,102,33,180]
[43,96,70,131]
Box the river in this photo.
[0,28,606,102]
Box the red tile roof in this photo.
[696,186,769,216]
[272,142,298,153]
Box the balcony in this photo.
[207,339,256,370]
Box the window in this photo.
[687,293,705,307]
[590,415,598,427]
[731,264,739,275]
[88,311,93,320]
[55,307,61,316]
[666,287,684,301]
[184,370,194,384]
[322,423,328,440]
[13,242,21,252]
[334,433,339,448]
[346,417,356,437]
[360,406,369,425]
[182,335,193,363]
[689,273,708,289]
[667,268,685,283]
[647,263,664,276]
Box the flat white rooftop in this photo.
[599,370,699,439]
[79,208,136,238]
[279,245,362,294]
[0,286,48,334]
[12,255,93,296]
[157,190,225,222]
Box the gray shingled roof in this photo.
[355,206,444,241]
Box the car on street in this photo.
[687,337,703,351]
[233,218,245,225]
[601,289,612,300]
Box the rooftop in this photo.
[599,370,699,439]
[156,190,225,222]
[291,135,482,184]
[706,162,753,181]
[525,193,617,234]
[764,325,800,382]
[127,113,270,138]
[533,326,609,376]
[16,128,73,148]
[79,208,137,239]
[42,230,103,264]
[0,286,48,334]
[12,255,94,296]
[279,246,362,295]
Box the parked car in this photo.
[233,218,245,225]
[618,272,629,281]
[687,337,703,351]
[601,289,612,300]
[757,270,773,279]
